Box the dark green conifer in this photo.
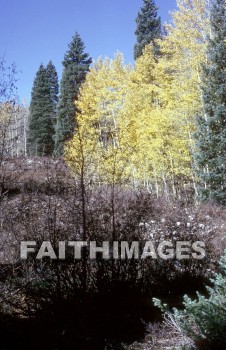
[194,0,226,204]
[134,0,161,60]
[54,33,92,155]
[46,60,59,118]
[28,62,58,156]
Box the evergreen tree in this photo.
[28,63,58,156]
[154,250,226,348]
[54,33,92,155]
[46,61,59,128]
[134,0,161,60]
[46,61,59,111]
[194,0,226,204]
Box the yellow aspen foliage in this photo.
[157,0,210,130]
[0,102,16,153]
[119,46,164,187]
[155,0,210,191]
[122,45,192,192]
[65,53,132,185]
[65,0,211,196]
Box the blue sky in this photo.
[0,0,177,103]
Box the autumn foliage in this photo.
[65,0,212,201]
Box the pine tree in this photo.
[154,250,226,348]
[28,63,58,156]
[194,0,226,204]
[134,0,161,60]
[54,33,92,155]
[46,61,59,119]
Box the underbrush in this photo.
[125,250,226,350]
[0,158,225,349]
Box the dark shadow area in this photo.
[0,296,160,350]
[0,276,208,350]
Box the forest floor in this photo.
[0,157,225,350]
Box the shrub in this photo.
[153,250,226,349]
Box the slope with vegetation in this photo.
[0,0,225,349]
